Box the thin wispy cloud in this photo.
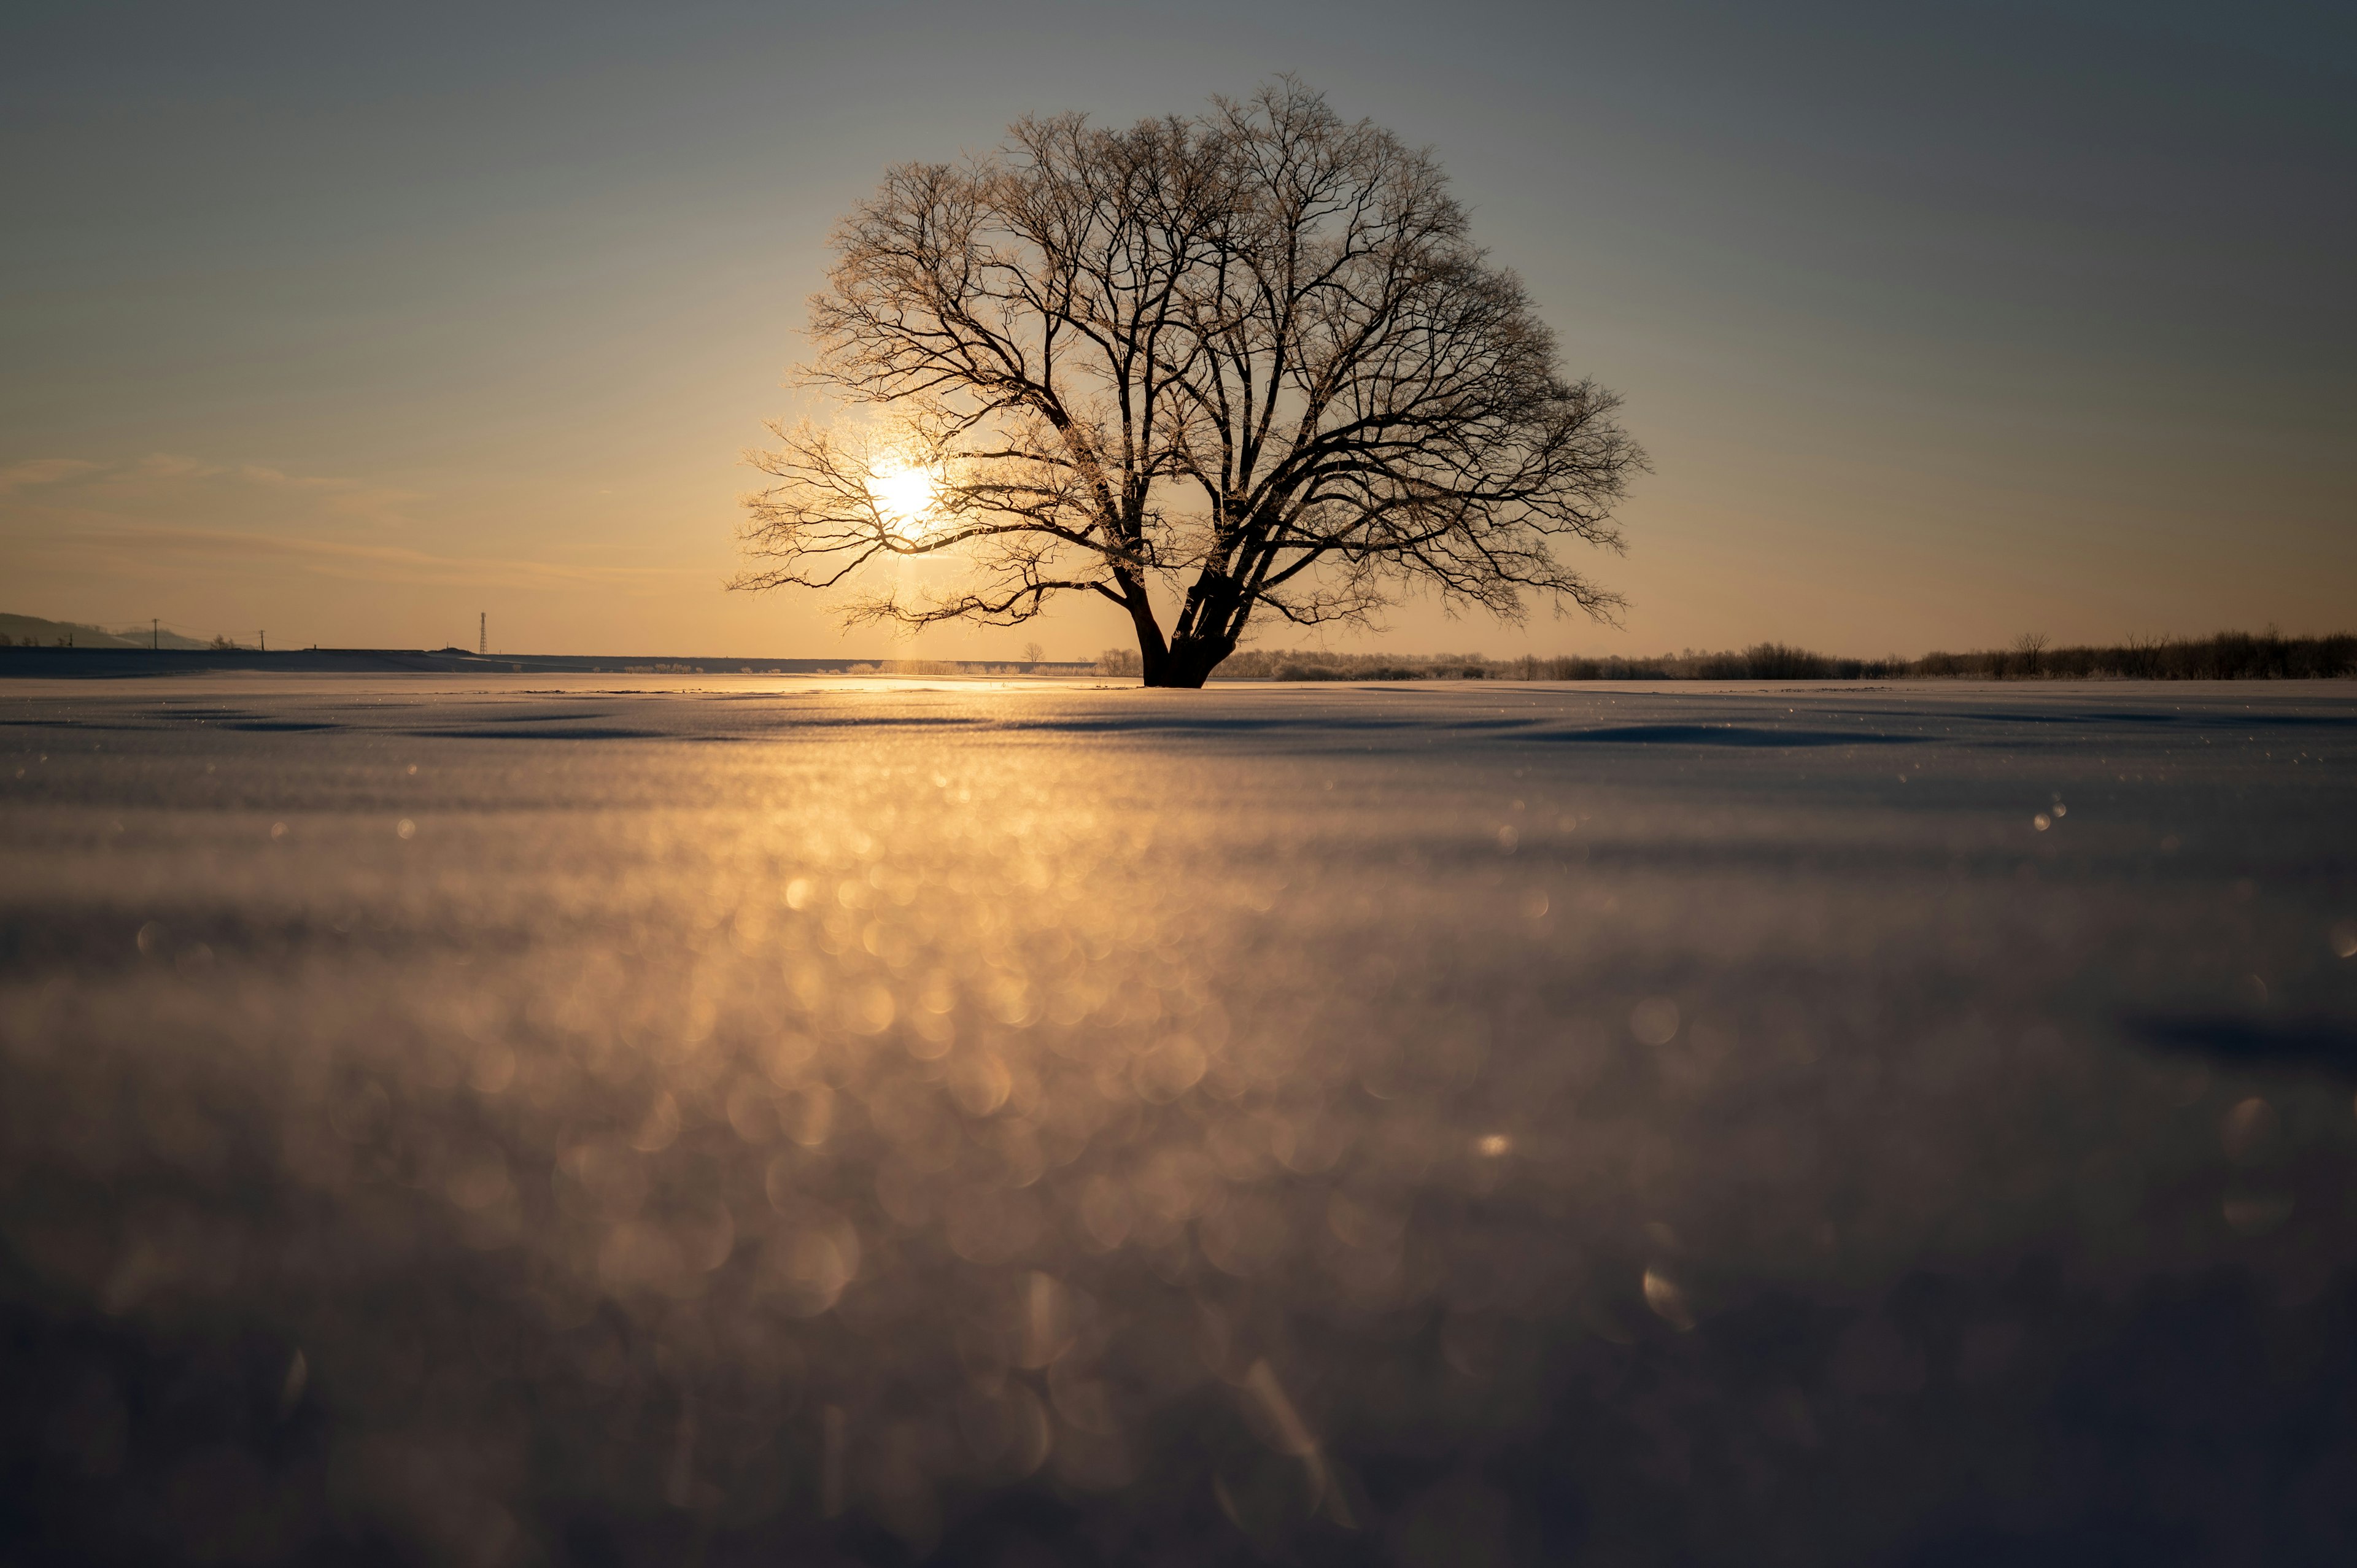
[2,454,700,594]
[7,453,421,525]
[124,452,425,526]
[88,523,702,592]
[0,457,104,493]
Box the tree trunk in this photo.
[1140,633,1229,689]
[1137,565,1242,687]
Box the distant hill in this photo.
[1,613,214,649]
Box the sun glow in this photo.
[869,458,941,536]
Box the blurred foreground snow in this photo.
[2,677,2353,1564]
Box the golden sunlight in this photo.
[868,457,941,536]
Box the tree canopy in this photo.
[735,79,1644,687]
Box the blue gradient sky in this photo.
[4,1,2350,658]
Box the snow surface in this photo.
[2,676,2354,1563]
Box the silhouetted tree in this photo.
[735,79,1644,687]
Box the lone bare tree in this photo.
[734,79,1645,687]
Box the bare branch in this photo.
[734,77,1645,686]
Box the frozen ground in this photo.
[2,675,2353,1566]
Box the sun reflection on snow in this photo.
[8,682,2357,1559]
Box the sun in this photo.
[869,458,940,536]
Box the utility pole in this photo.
[479,611,486,656]
[152,619,158,649]
[258,630,266,652]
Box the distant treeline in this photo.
[1200,631,2356,682]
[0,612,215,650]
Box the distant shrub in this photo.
[1095,647,1142,677]
[1738,643,1834,679]
[1690,650,1749,679]
[1195,630,2353,684]
[1905,631,2353,681]
[1218,651,1449,681]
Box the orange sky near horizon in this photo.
[4,2,2350,662]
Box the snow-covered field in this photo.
[4,676,2353,1564]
